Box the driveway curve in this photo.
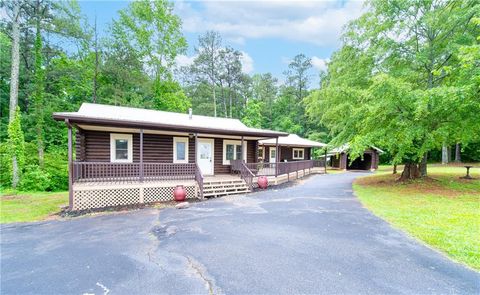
[1,172,479,294]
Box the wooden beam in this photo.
[140,129,144,182]
[275,137,279,177]
[241,136,244,162]
[324,148,327,174]
[66,119,73,210]
[195,133,198,164]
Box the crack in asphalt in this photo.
[185,256,220,295]
[96,282,110,295]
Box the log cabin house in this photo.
[258,134,327,163]
[53,103,326,211]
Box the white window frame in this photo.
[292,148,305,160]
[223,139,247,165]
[173,137,189,163]
[110,133,133,163]
[258,146,265,161]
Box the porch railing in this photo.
[243,160,324,177]
[232,159,325,188]
[239,162,255,191]
[73,161,202,184]
[194,163,204,199]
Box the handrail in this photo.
[194,163,204,199]
[239,162,255,191]
[244,160,321,177]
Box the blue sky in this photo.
[79,0,364,86]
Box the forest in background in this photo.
[1,0,479,191]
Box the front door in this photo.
[197,139,214,175]
[269,147,277,163]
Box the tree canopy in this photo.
[305,0,480,179]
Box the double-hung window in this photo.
[223,140,247,165]
[110,133,133,163]
[258,146,264,161]
[292,148,304,160]
[173,137,189,163]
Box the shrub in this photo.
[44,151,68,191]
[18,165,51,191]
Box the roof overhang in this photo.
[53,113,287,138]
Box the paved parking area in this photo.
[1,172,479,294]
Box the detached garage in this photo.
[330,146,383,171]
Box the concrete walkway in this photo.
[1,172,479,294]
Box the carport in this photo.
[329,145,383,171]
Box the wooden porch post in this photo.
[324,148,328,174]
[140,129,144,182]
[66,119,73,210]
[241,136,244,162]
[275,137,279,177]
[195,133,198,162]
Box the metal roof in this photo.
[331,144,384,154]
[53,103,287,138]
[259,133,327,147]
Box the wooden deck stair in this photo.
[202,176,250,198]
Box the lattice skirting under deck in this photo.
[73,183,198,211]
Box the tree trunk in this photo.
[420,153,427,177]
[455,143,461,162]
[212,81,217,117]
[34,5,45,168]
[442,144,448,164]
[9,1,21,188]
[399,162,421,181]
[93,14,98,103]
[9,1,20,122]
[229,89,232,118]
[393,164,397,174]
[221,85,227,117]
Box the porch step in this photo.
[203,179,245,186]
[202,178,251,198]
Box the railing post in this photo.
[140,129,144,182]
[275,137,279,177]
[324,148,328,174]
[296,161,299,179]
[241,136,244,162]
[66,119,73,210]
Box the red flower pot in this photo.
[174,185,186,202]
[257,176,268,189]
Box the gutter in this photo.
[52,113,288,138]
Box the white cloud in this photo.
[240,51,254,74]
[175,51,254,74]
[311,56,329,72]
[175,54,196,68]
[175,0,365,47]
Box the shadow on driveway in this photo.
[1,172,479,294]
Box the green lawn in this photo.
[354,165,480,270]
[0,191,68,223]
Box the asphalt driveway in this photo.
[1,172,479,294]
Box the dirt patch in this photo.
[1,195,30,201]
[355,174,478,197]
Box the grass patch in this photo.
[0,191,68,223]
[326,168,345,174]
[353,165,480,270]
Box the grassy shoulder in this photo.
[353,165,480,270]
[0,191,68,224]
